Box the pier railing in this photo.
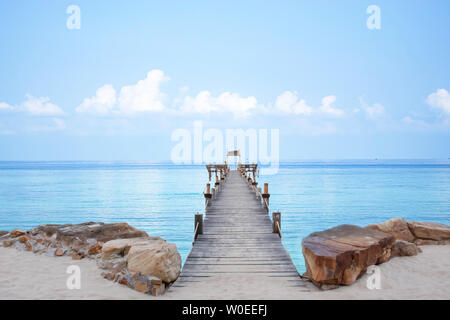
[193,164,282,244]
[239,165,282,238]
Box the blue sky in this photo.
[0,0,449,161]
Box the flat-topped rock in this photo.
[30,222,148,247]
[366,217,415,242]
[302,224,395,288]
[407,221,450,241]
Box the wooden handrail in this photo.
[275,221,282,238]
[193,222,200,244]
[263,198,269,211]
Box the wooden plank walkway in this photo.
[169,170,308,292]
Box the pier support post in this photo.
[252,172,258,187]
[215,175,220,190]
[194,213,203,240]
[204,183,212,207]
[272,212,281,236]
[262,183,270,208]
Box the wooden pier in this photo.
[170,164,308,292]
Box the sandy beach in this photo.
[1,245,449,300]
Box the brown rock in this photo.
[407,221,450,241]
[30,222,148,247]
[71,252,84,260]
[24,241,33,251]
[126,239,182,283]
[101,237,152,259]
[17,235,32,243]
[2,239,15,247]
[103,271,116,281]
[10,229,27,238]
[0,231,9,237]
[302,224,395,288]
[134,280,149,293]
[391,240,422,257]
[150,277,162,285]
[366,218,415,242]
[54,248,64,256]
[118,276,129,287]
[151,284,165,296]
[88,242,103,255]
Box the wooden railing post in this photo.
[272,212,281,237]
[204,183,212,208]
[262,183,270,209]
[215,174,220,190]
[212,187,215,200]
[252,172,258,187]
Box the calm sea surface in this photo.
[0,160,449,273]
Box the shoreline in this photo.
[1,245,449,300]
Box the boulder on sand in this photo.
[10,229,27,238]
[302,224,395,288]
[127,240,181,283]
[30,222,148,248]
[366,217,415,242]
[101,237,182,283]
[391,240,422,257]
[407,221,450,241]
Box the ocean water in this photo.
[0,160,449,273]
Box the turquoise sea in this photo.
[0,160,449,273]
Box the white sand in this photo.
[1,245,449,300]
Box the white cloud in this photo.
[0,102,13,110]
[318,95,344,117]
[75,84,116,115]
[359,98,385,119]
[21,94,64,116]
[75,70,169,116]
[180,91,259,118]
[2,94,64,116]
[118,69,168,114]
[426,88,450,115]
[274,91,312,115]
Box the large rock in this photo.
[391,240,422,257]
[366,218,415,242]
[101,237,181,283]
[10,229,27,238]
[407,221,450,241]
[302,224,395,288]
[30,222,148,248]
[102,237,154,259]
[127,240,181,283]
